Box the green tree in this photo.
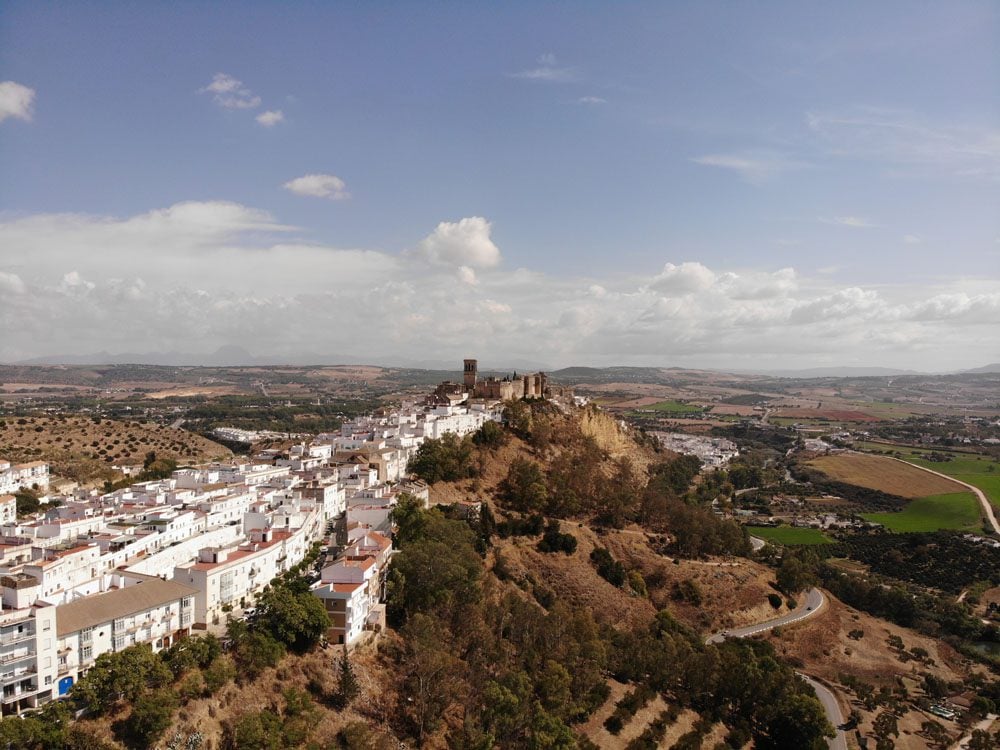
[255,584,330,652]
[335,646,360,708]
[71,644,171,715]
[228,710,285,750]
[120,688,178,749]
[473,420,507,449]
[499,457,548,512]
[408,432,475,483]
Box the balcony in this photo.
[2,684,38,702]
[0,651,34,666]
[0,630,34,647]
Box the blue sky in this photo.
[1,1,998,368]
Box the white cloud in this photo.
[903,234,922,244]
[457,266,478,285]
[691,151,807,184]
[0,201,996,370]
[198,73,261,110]
[414,217,501,269]
[0,271,26,294]
[649,262,716,294]
[282,174,350,200]
[578,96,607,105]
[820,216,875,228]
[0,81,36,123]
[256,110,284,127]
[512,53,576,83]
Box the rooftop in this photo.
[56,577,197,636]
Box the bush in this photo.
[767,593,782,609]
[537,520,578,554]
[591,547,627,587]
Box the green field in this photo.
[860,492,982,532]
[746,526,832,545]
[858,442,1000,512]
[644,400,704,414]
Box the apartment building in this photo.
[55,575,196,694]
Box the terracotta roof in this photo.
[56,578,197,636]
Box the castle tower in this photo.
[463,359,478,390]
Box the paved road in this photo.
[706,587,825,644]
[706,588,846,749]
[880,454,1000,535]
[799,673,849,750]
[749,535,766,552]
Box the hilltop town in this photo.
[0,358,576,717]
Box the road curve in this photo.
[706,588,846,749]
[706,587,825,644]
[799,673,849,750]
[882,455,1000,535]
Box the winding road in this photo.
[705,587,848,749]
[705,586,825,644]
[799,674,849,750]
[883,455,1000,535]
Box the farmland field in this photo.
[860,492,982,532]
[807,453,964,498]
[746,526,832,545]
[641,400,704,414]
[858,442,1000,511]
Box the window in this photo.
[81,646,93,661]
[113,634,124,650]
[44,676,51,685]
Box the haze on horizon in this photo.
[1,2,998,371]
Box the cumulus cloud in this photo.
[649,262,716,294]
[413,217,501,268]
[0,201,996,369]
[198,73,261,109]
[256,110,284,127]
[0,81,36,123]
[282,174,350,200]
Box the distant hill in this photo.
[732,366,921,378]
[962,363,1000,374]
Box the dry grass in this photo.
[77,636,399,749]
[808,453,963,498]
[0,415,230,483]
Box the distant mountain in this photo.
[732,366,922,378]
[962,363,1000,374]
[15,346,368,367]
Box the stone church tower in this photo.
[463,359,478,390]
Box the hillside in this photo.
[6,404,998,750]
[0,415,231,484]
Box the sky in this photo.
[1,1,998,370]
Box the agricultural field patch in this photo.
[635,400,704,414]
[860,492,982,533]
[807,453,964,499]
[773,409,880,421]
[745,526,832,545]
[859,443,1000,511]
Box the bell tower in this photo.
[463,359,478,390]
